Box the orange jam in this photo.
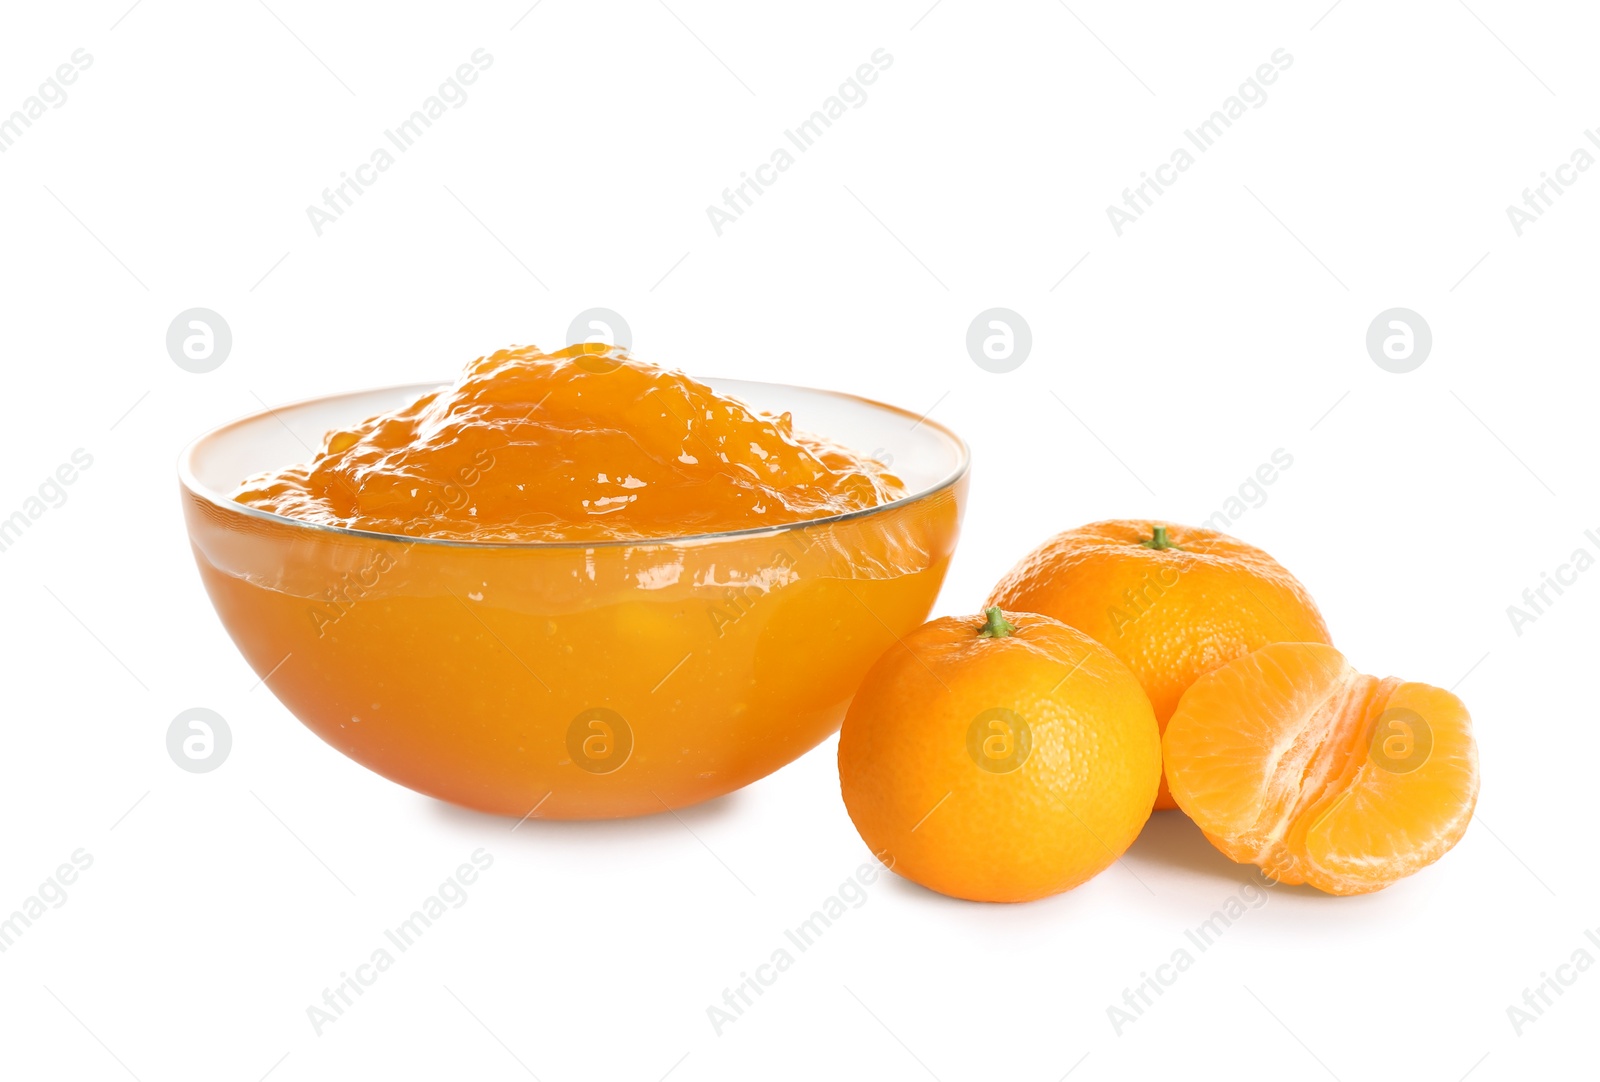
[234,344,904,542]
[186,344,966,819]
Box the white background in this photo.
[0,1,1594,1079]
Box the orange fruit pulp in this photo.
[838,607,1161,902]
[1162,641,1480,895]
[987,520,1332,810]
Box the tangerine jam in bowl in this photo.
[178,356,968,819]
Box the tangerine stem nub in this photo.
[1141,525,1180,551]
[978,606,1016,639]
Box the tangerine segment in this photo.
[1302,682,1480,889]
[1163,642,1479,895]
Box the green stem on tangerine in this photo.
[1141,525,1182,551]
[978,606,1016,639]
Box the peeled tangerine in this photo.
[1162,642,1479,895]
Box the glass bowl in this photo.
[179,378,969,819]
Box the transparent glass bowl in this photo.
[179,378,969,819]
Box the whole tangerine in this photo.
[986,520,1332,810]
[837,607,1161,903]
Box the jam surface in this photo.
[234,344,905,542]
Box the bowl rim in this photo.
[177,377,971,551]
